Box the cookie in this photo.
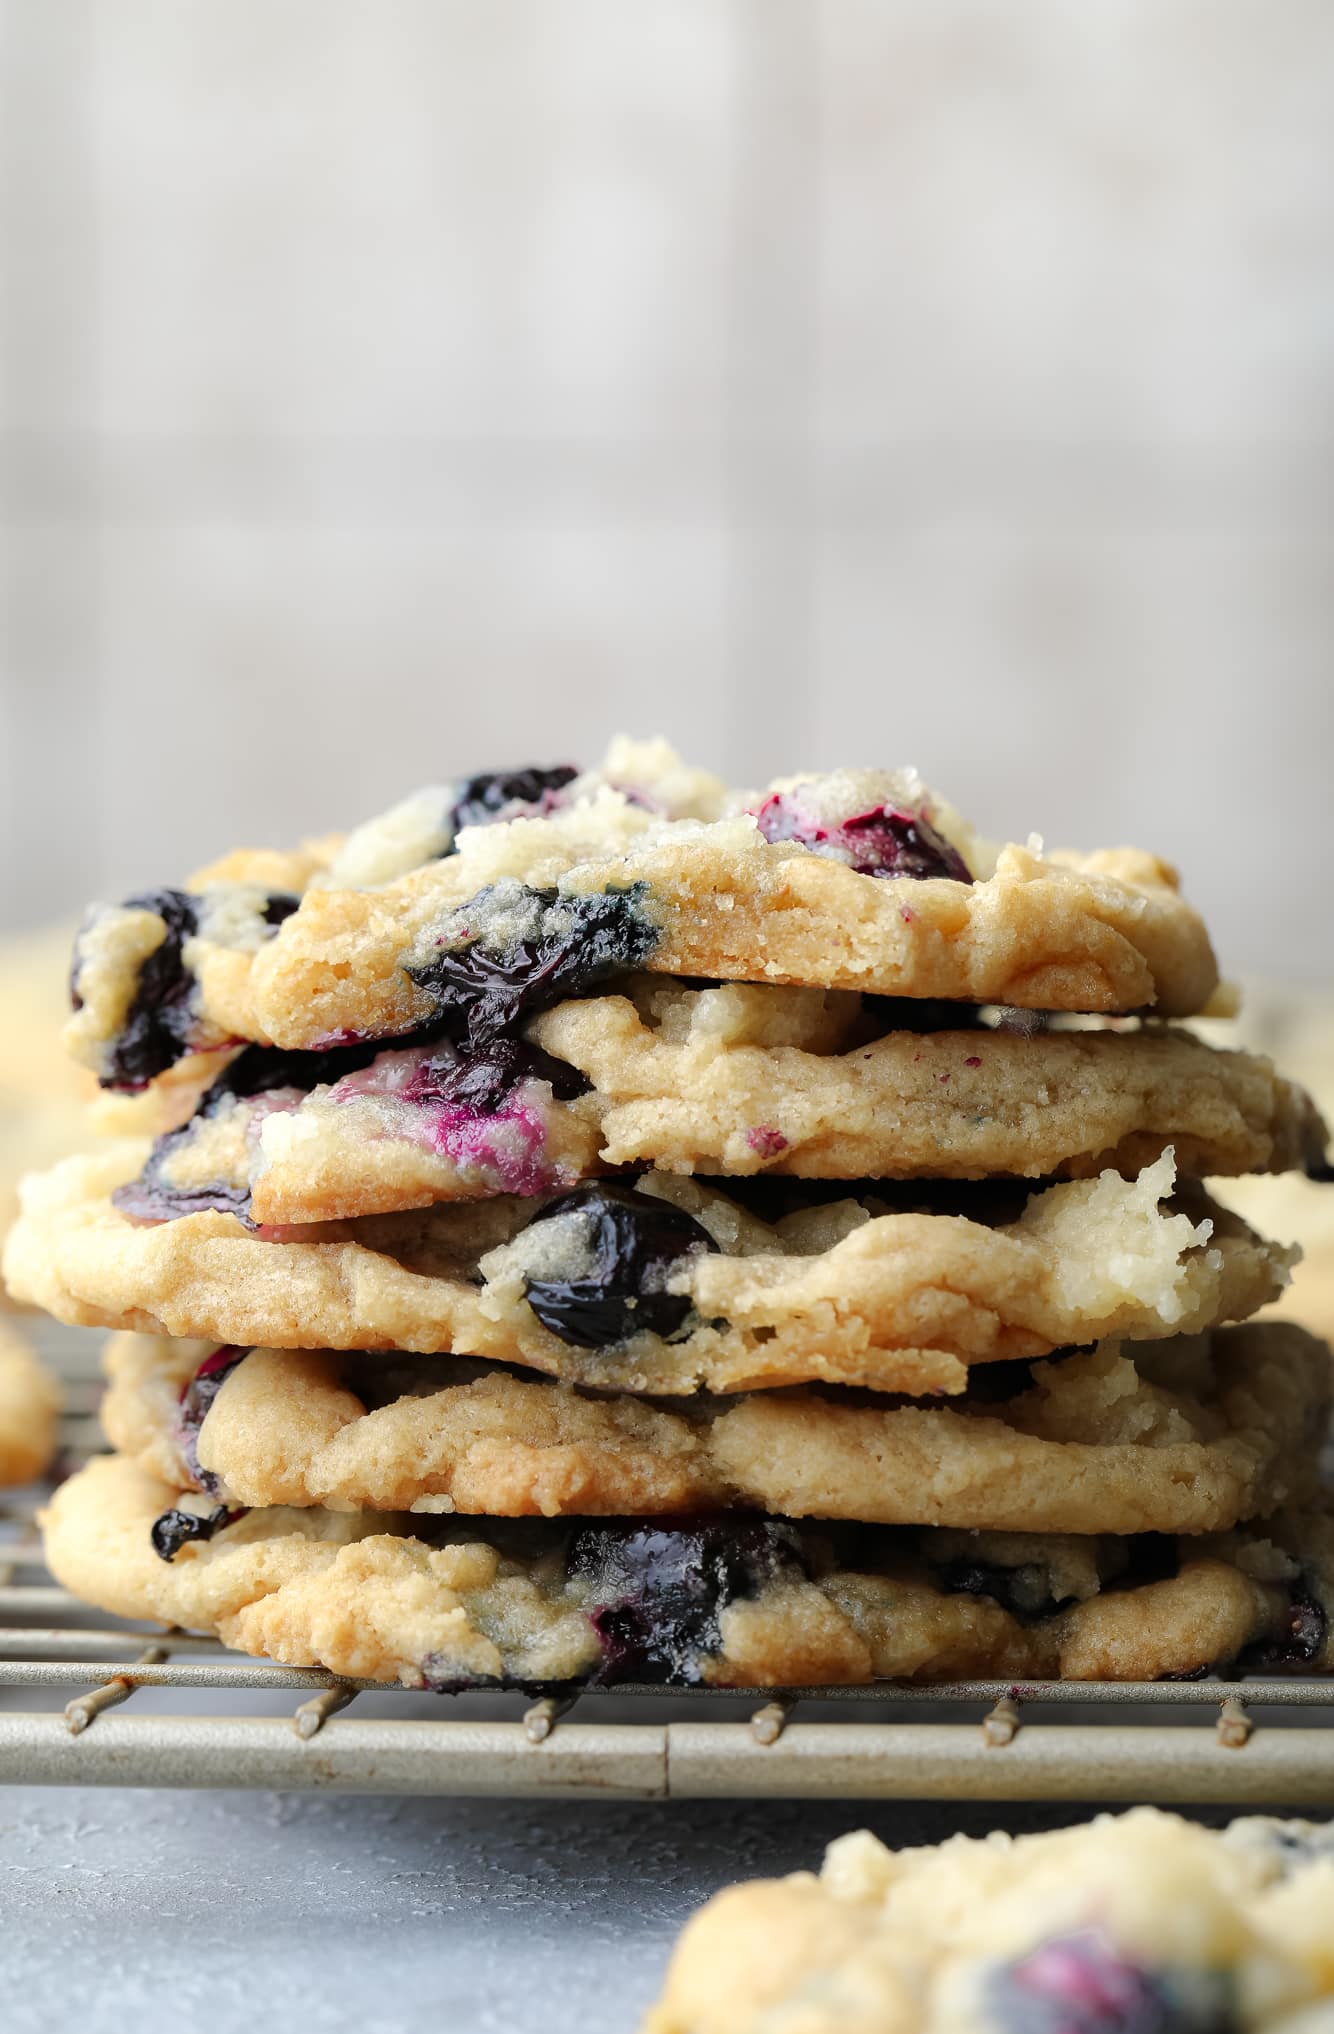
[40,1452,1334,1690]
[64,738,727,1088]
[3,1147,1291,1396]
[645,1809,1334,2034]
[101,1321,1330,1535]
[0,1321,61,1487]
[107,987,1327,1229]
[65,765,1220,1093]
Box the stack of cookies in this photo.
[7,737,1333,1691]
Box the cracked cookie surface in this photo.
[41,1453,1334,1690]
[3,1148,1292,1396]
[101,1322,1330,1536]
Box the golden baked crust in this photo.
[41,1453,1330,1691]
[3,1146,1293,1396]
[102,1323,1330,1537]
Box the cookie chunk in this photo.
[108,988,1327,1228]
[3,1148,1292,1396]
[646,1808,1334,2034]
[63,739,726,1089]
[41,1453,1334,1690]
[101,1323,1329,1536]
[0,1322,60,1487]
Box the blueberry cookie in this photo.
[100,1322,1329,1535]
[3,1148,1292,1397]
[646,1808,1334,2033]
[64,738,726,1088]
[0,1322,60,1487]
[66,766,1219,1093]
[40,1453,1334,1690]
[107,986,1327,1229]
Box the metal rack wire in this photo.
[2,1329,1332,1801]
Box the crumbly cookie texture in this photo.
[40,1454,1334,1691]
[61,740,726,1089]
[107,986,1328,1229]
[102,1323,1331,1537]
[0,1322,60,1487]
[3,1147,1292,1396]
[645,1808,1334,2034]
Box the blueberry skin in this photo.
[150,1502,243,1562]
[407,881,660,1046]
[176,1346,251,1493]
[448,765,579,836]
[520,1183,719,1349]
[754,793,973,883]
[566,1516,807,1685]
[986,1934,1237,2033]
[401,1035,589,1111]
[1238,1579,1328,1673]
[76,886,301,1090]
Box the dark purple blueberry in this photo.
[1305,1155,1334,1184]
[520,1183,718,1349]
[566,1517,806,1685]
[77,886,301,1090]
[401,1035,589,1111]
[755,792,972,883]
[407,882,659,1047]
[175,1346,250,1492]
[1238,1578,1328,1673]
[987,1934,1235,2033]
[81,889,199,1089]
[150,1502,244,1562]
[938,1559,1070,1625]
[448,764,579,836]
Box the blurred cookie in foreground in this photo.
[0,1320,60,1487]
[645,1808,1334,2033]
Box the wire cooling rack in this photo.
[2,1325,1332,1801]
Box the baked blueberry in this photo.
[987,1933,1235,2032]
[150,1502,243,1562]
[755,791,972,883]
[176,1346,250,1492]
[401,1035,589,1111]
[408,881,659,1045]
[448,764,579,836]
[1238,1578,1328,1673]
[566,1516,806,1684]
[520,1183,718,1348]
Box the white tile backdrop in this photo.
[2,1,1332,978]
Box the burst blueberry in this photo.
[448,764,579,836]
[987,1933,1235,2033]
[565,1517,806,1684]
[150,1502,244,1562]
[521,1183,718,1348]
[754,791,972,882]
[408,882,660,1046]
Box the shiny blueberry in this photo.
[150,1502,244,1562]
[521,1183,718,1348]
[987,1934,1236,2033]
[448,764,579,836]
[755,792,972,882]
[407,882,659,1046]
[566,1517,805,1684]
[401,1035,589,1111]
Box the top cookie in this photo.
[64,751,1219,1089]
[645,1808,1334,2034]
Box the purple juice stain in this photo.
[754,791,972,882]
[987,1933,1236,2033]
